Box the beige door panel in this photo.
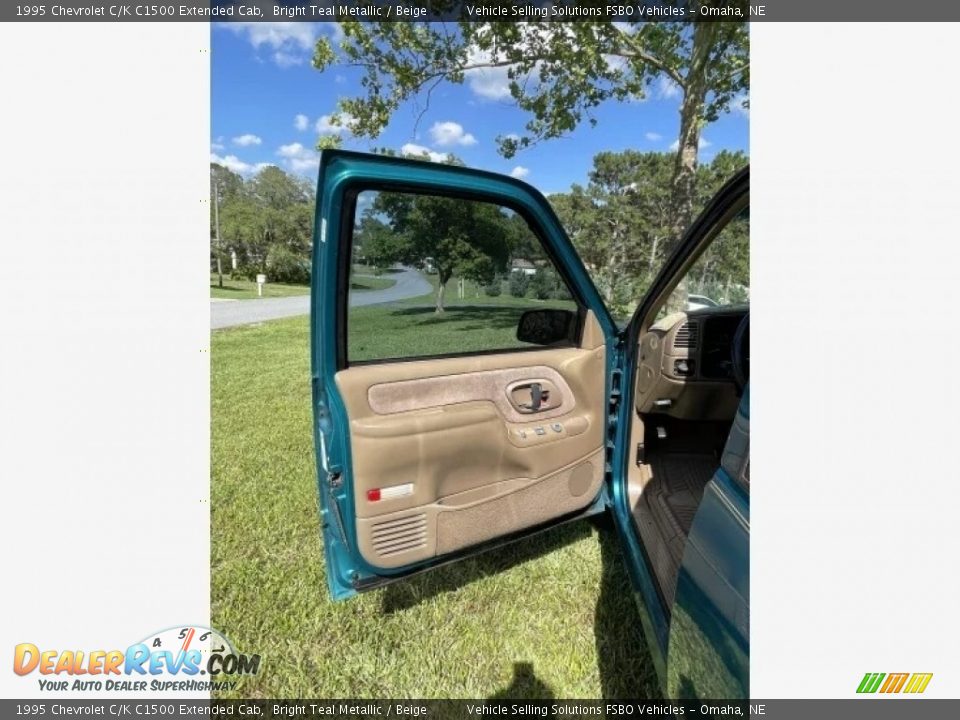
[355,448,605,568]
[335,339,606,569]
[367,364,576,423]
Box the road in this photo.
[210,266,432,330]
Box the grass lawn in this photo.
[212,297,658,699]
[210,275,310,300]
[210,273,394,300]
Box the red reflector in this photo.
[367,488,381,502]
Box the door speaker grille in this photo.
[370,513,427,557]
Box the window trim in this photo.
[336,183,587,370]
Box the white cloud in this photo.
[645,132,662,141]
[464,45,513,101]
[294,114,309,131]
[463,25,573,102]
[276,142,320,176]
[232,133,262,147]
[277,142,306,158]
[429,121,477,147]
[316,112,357,135]
[668,137,712,152]
[509,166,530,179]
[272,52,303,68]
[210,153,271,176]
[657,76,682,100]
[289,156,320,174]
[400,143,448,163]
[223,22,340,68]
[603,54,628,73]
[211,141,225,151]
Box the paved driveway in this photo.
[211,267,431,330]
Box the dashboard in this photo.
[635,306,748,421]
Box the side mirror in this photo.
[516,309,577,346]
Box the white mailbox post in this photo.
[256,273,266,297]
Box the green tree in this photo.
[530,267,555,300]
[365,191,512,312]
[550,150,747,317]
[210,163,245,203]
[314,19,748,251]
[210,163,246,286]
[248,166,311,209]
[687,150,749,304]
[210,164,316,280]
[355,216,402,273]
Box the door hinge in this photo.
[605,335,628,477]
[605,366,623,474]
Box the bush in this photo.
[508,271,530,298]
[230,263,260,282]
[530,268,554,300]
[266,244,310,284]
[483,279,503,297]
[550,283,573,301]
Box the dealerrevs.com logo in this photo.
[13,626,260,693]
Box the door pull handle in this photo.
[522,382,543,412]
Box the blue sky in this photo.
[212,23,748,194]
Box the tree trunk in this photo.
[663,23,717,316]
[436,269,450,313]
[648,235,660,281]
[601,220,624,309]
[668,22,716,252]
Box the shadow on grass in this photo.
[210,284,247,293]
[594,519,661,699]
[380,521,591,614]
[378,513,659,699]
[387,305,525,330]
[350,280,396,291]
[488,662,556,703]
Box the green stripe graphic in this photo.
[857,672,885,693]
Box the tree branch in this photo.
[612,26,686,88]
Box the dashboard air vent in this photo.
[673,322,699,349]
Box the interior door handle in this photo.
[521,382,543,412]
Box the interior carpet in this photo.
[633,452,716,609]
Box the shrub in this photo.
[266,244,310,284]
[508,271,530,298]
[231,263,260,282]
[530,268,555,300]
[483,279,503,297]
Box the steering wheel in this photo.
[732,313,750,395]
